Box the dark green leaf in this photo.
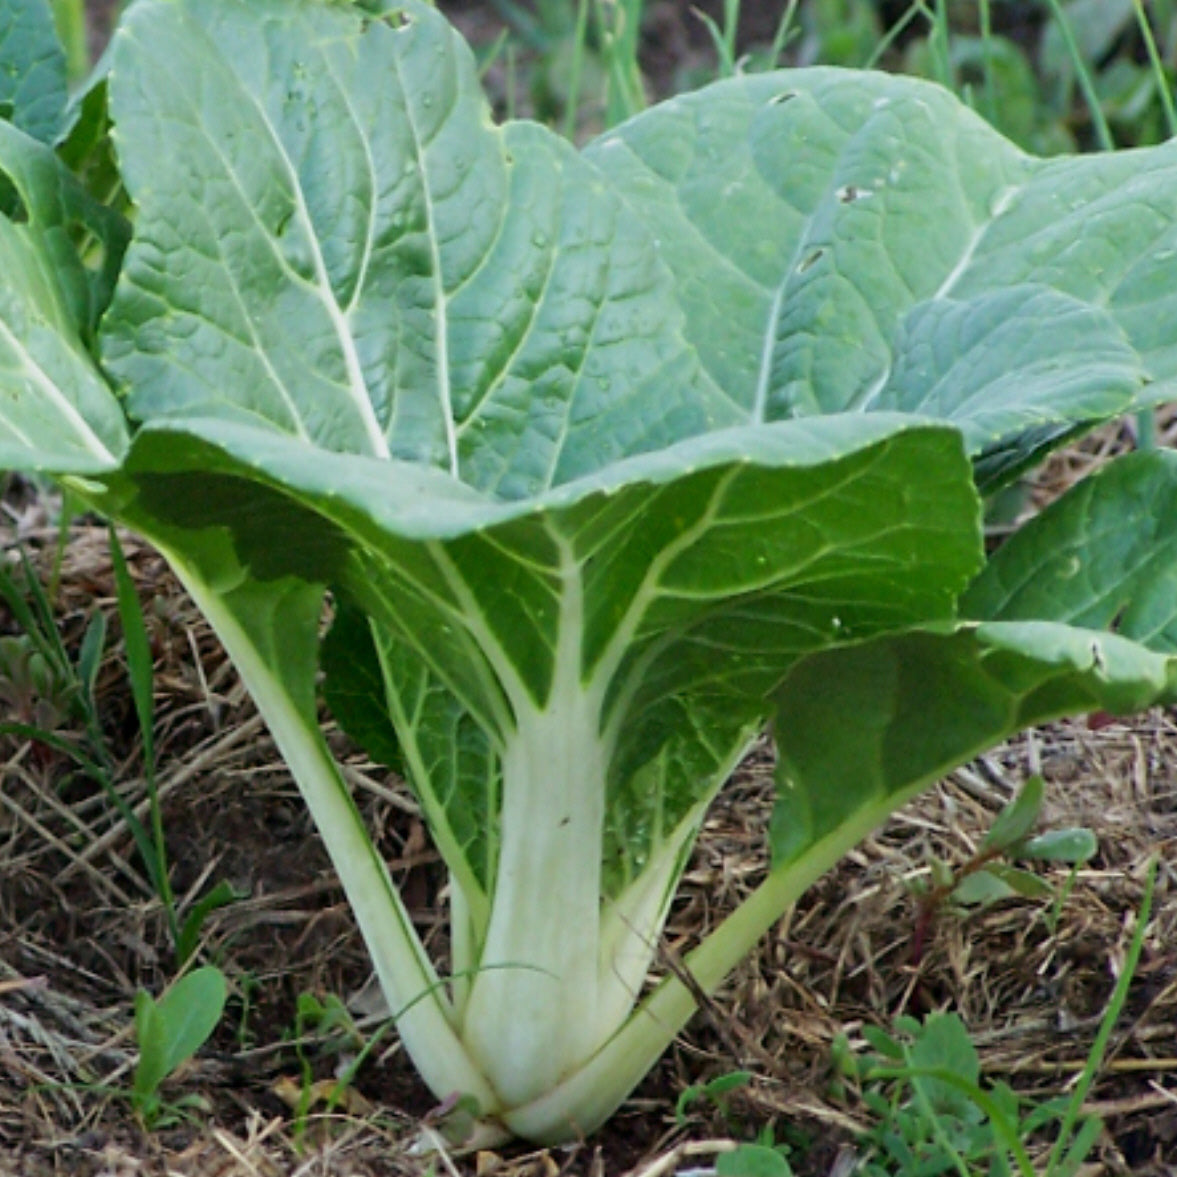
[771,623,1177,867]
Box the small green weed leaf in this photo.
[152,965,226,1070]
[928,856,955,891]
[907,1014,980,1119]
[983,863,1055,901]
[861,1024,904,1061]
[296,990,355,1040]
[75,609,105,709]
[716,1142,793,1177]
[1016,827,1097,863]
[1052,1114,1104,1177]
[0,0,68,144]
[950,868,1018,907]
[133,988,167,1105]
[176,880,244,967]
[675,1069,752,1122]
[982,775,1044,851]
[133,966,227,1111]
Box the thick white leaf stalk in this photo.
[460,546,612,1109]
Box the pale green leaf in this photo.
[0,0,68,145]
[0,120,128,471]
[1017,828,1097,863]
[981,775,1043,851]
[102,0,732,497]
[586,70,1177,480]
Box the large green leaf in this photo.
[585,70,1177,479]
[771,621,1177,866]
[101,0,732,498]
[122,411,981,900]
[0,120,128,471]
[770,452,1177,869]
[0,0,68,145]
[964,448,1177,652]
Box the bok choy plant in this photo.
[5,0,1177,1144]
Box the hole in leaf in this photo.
[797,247,825,274]
[770,91,797,106]
[837,184,869,204]
[388,7,412,28]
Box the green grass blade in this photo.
[1042,0,1115,150]
[1131,0,1177,137]
[109,526,178,950]
[1045,858,1157,1174]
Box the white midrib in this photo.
[244,94,390,460]
[595,466,742,735]
[931,214,989,303]
[853,201,1003,414]
[752,281,788,422]
[0,319,118,464]
[401,90,460,479]
[459,532,610,1107]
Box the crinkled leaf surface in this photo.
[0,0,67,144]
[0,120,128,471]
[585,71,1177,481]
[102,0,730,495]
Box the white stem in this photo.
[449,874,476,1018]
[501,777,931,1143]
[460,685,609,1106]
[460,539,610,1107]
[162,551,499,1115]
